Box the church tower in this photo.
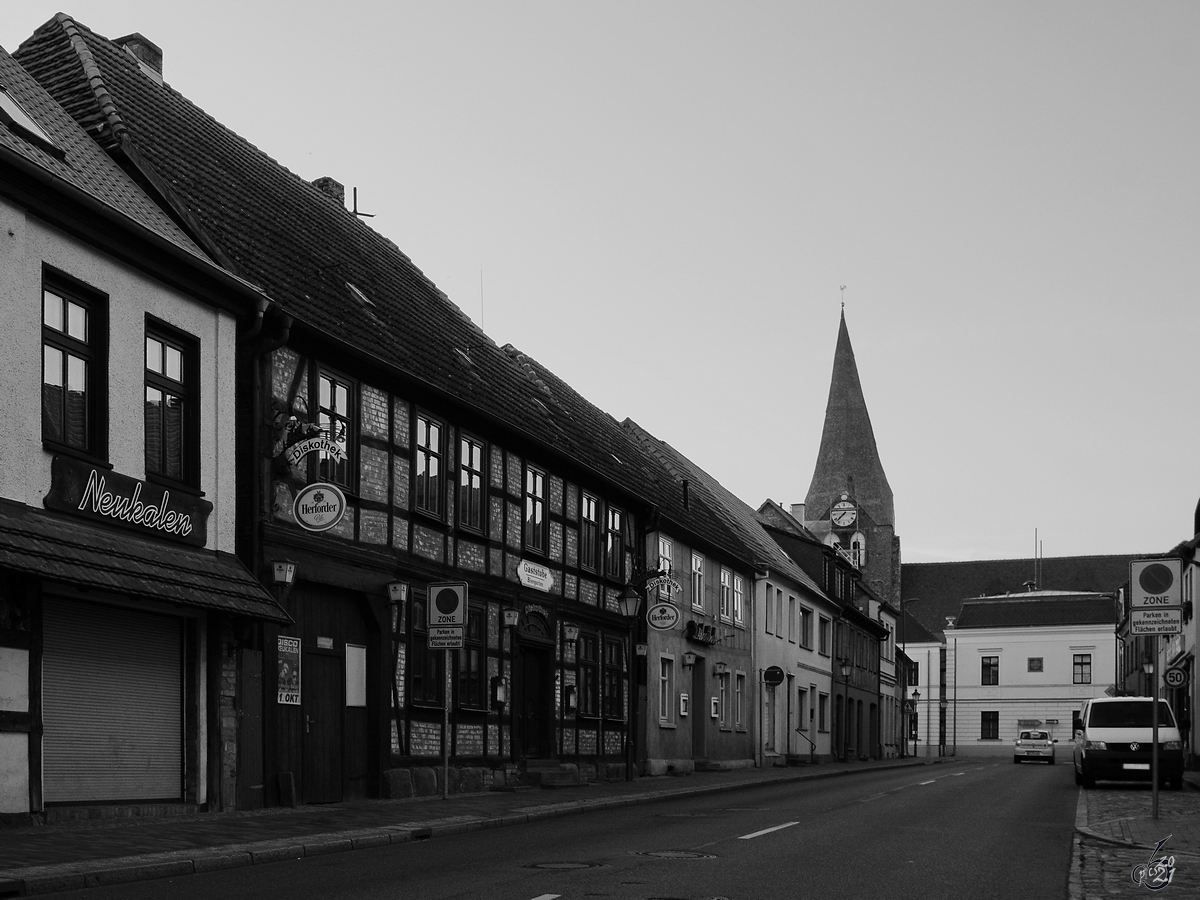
[803,310,900,604]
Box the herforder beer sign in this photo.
[292,483,347,532]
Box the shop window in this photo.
[658,655,675,725]
[415,413,443,516]
[42,278,106,458]
[457,607,485,709]
[458,436,485,531]
[409,595,443,706]
[145,324,198,487]
[578,633,599,716]
[603,638,624,719]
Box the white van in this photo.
[1072,697,1184,790]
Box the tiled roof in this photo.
[952,593,1119,629]
[902,554,1138,638]
[899,608,941,645]
[621,419,798,577]
[15,15,635,482]
[0,500,290,622]
[0,42,206,260]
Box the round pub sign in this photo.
[647,603,681,631]
[292,482,347,532]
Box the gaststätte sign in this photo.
[44,455,211,546]
[516,559,555,592]
[292,482,347,532]
[647,602,681,631]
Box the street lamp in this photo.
[619,584,643,780]
[271,559,297,603]
[911,689,921,758]
[838,657,851,763]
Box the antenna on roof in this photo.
[840,285,846,309]
[351,187,375,218]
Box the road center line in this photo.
[530,894,561,900]
[919,779,936,785]
[739,821,799,840]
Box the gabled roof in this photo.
[0,42,206,260]
[805,310,893,525]
[623,420,825,593]
[902,554,1138,639]
[12,15,653,496]
[951,592,1118,629]
[899,608,941,645]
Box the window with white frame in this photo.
[818,693,829,731]
[736,671,745,728]
[658,537,673,601]
[819,617,831,655]
[580,493,599,571]
[800,606,813,649]
[764,584,774,634]
[524,465,547,552]
[798,687,809,731]
[691,553,704,611]
[658,656,675,725]
[719,671,730,727]
[733,575,745,626]
[720,568,732,621]
[1073,653,1092,685]
[788,596,796,643]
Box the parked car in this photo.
[1013,730,1056,764]
[1072,697,1184,790]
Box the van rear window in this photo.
[1087,701,1175,728]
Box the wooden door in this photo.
[517,648,552,758]
[237,649,264,810]
[303,652,343,803]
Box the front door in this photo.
[303,652,343,803]
[517,647,552,758]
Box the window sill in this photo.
[43,443,110,470]
[658,721,676,730]
[145,473,205,498]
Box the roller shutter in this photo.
[42,598,182,803]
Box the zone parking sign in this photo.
[428,581,468,627]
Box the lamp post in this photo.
[619,584,642,781]
[911,689,920,758]
[838,657,851,762]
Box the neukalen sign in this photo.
[44,455,211,546]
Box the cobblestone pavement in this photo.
[1071,775,1200,899]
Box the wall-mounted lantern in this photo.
[713,661,728,677]
[271,559,297,602]
[502,608,520,628]
[682,651,697,669]
[563,622,580,644]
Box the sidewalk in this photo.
[1070,770,1200,898]
[0,758,931,896]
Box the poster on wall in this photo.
[277,636,301,704]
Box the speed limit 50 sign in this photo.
[1164,666,1187,689]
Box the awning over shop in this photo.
[0,499,291,623]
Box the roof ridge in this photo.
[54,14,127,146]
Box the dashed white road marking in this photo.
[530,894,562,900]
[919,780,937,785]
[739,821,800,840]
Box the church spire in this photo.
[805,309,894,526]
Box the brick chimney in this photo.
[312,176,345,207]
[115,33,163,84]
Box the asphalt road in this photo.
[54,759,1079,900]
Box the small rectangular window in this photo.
[658,655,674,725]
[603,639,624,718]
[458,437,485,530]
[818,693,829,732]
[657,537,673,601]
[733,575,745,625]
[691,553,705,611]
[42,281,105,456]
[580,494,599,571]
[524,466,546,552]
[0,85,63,157]
[605,507,624,579]
[800,607,813,649]
[981,656,999,686]
[720,568,732,621]
[1073,654,1092,685]
[145,325,198,487]
[1027,657,1043,673]
[409,596,444,706]
[457,607,486,708]
[736,672,746,727]
[415,414,444,515]
[819,617,831,655]
[798,688,809,731]
[578,634,599,716]
[981,711,999,740]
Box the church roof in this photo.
[805,311,893,526]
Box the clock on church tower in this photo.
[831,497,857,528]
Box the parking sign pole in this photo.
[1152,634,1159,820]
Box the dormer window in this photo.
[0,84,63,158]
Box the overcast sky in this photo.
[5,1,1198,564]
